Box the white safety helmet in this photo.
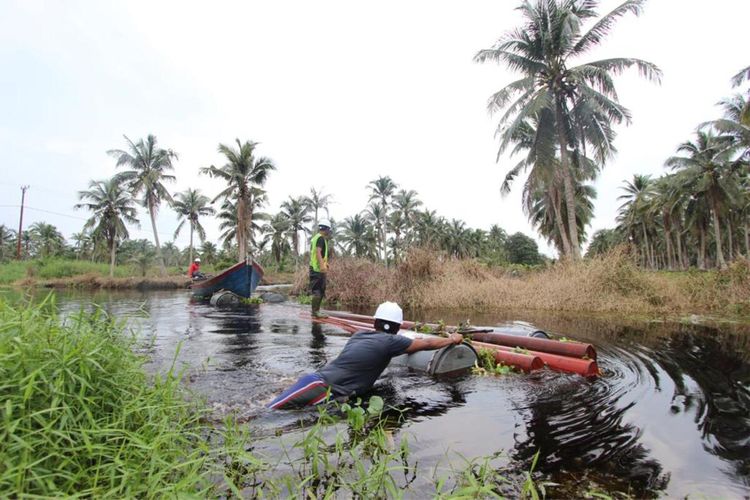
[374,301,403,325]
[318,218,331,230]
[195,257,201,262]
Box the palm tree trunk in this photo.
[189,223,194,264]
[148,199,166,275]
[247,193,255,259]
[642,224,651,269]
[710,199,726,269]
[744,222,749,258]
[664,223,673,270]
[555,102,581,260]
[552,185,572,257]
[109,238,116,278]
[381,212,388,267]
[727,216,734,261]
[699,226,707,270]
[237,195,247,260]
[674,219,684,270]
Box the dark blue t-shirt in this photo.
[317,331,413,398]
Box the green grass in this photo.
[0,296,245,496]
[0,258,132,284]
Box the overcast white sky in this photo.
[1,0,748,257]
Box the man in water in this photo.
[309,219,331,318]
[268,301,463,409]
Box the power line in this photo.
[0,204,180,239]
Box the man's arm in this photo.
[405,333,463,354]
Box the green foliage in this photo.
[473,348,514,376]
[0,296,258,497]
[505,232,542,265]
[283,395,412,498]
[241,296,264,305]
[297,294,313,305]
[443,454,508,499]
[585,229,624,258]
[0,258,132,284]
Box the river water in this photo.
[15,288,750,498]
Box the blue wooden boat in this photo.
[190,260,264,298]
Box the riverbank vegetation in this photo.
[1,298,566,498]
[294,248,750,318]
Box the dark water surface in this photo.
[22,288,750,497]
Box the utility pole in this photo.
[16,185,29,260]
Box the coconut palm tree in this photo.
[392,189,422,247]
[414,210,444,249]
[304,187,333,231]
[70,231,93,260]
[713,93,750,150]
[261,213,292,267]
[665,131,740,269]
[172,189,216,264]
[617,174,656,267]
[29,222,66,258]
[199,241,218,265]
[0,225,16,262]
[75,178,139,276]
[475,0,661,259]
[585,228,622,258]
[338,214,377,258]
[217,194,270,256]
[280,196,312,260]
[200,139,275,260]
[500,117,598,256]
[443,219,470,258]
[160,241,181,268]
[367,176,398,264]
[108,134,177,275]
[127,239,156,277]
[530,180,596,257]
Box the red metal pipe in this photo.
[487,349,544,372]
[472,341,599,377]
[309,316,358,333]
[469,331,596,360]
[325,317,373,331]
[326,311,596,360]
[315,315,597,376]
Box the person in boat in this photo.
[188,257,206,280]
[309,218,332,318]
[267,301,463,410]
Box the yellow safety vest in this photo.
[310,233,328,272]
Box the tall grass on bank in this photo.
[0,297,236,496]
[0,258,191,289]
[0,258,131,285]
[294,248,750,317]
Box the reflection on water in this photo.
[21,289,750,498]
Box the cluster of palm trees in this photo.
[331,176,520,265]
[65,129,544,277]
[69,136,280,277]
[0,222,66,260]
[475,0,662,260]
[595,65,750,270]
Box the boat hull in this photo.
[190,261,264,298]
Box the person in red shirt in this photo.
[187,257,204,279]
